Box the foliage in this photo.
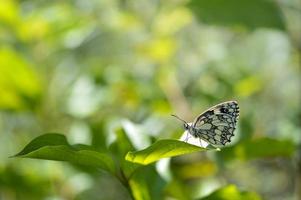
[199,185,262,200]
[188,0,285,29]
[125,139,211,165]
[13,134,115,173]
[0,0,300,199]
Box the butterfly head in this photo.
[171,114,190,130]
[183,123,190,130]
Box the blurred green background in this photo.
[0,0,300,199]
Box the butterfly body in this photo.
[174,101,239,147]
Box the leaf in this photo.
[0,166,51,199]
[165,179,191,200]
[173,160,217,179]
[200,184,262,200]
[188,0,285,30]
[129,175,151,200]
[125,139,214,165]
[13,133,115,173]
[0,47,42,111]
[109,127,143,178]
[126,164,166,200]
[220,137,296,161]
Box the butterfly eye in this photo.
[183,123,189,130]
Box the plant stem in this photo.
[116,168,135,200]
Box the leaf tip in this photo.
[125,151,134,162]
[9,152,24,158]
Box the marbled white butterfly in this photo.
[172,101,239,147]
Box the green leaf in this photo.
[0,166,52,199]
[220,137,296,161]
[109,127,143,178]
[165,179,191,200]
[13,133,115,173]
[200,184,262,200]
[0,47,42,111]
[129,175,151,200]
[125,139,214,165]
[188,0,285,30]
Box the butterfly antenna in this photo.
[171,114,188,124]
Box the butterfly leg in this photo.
[184,131,190,142]
[199,138,209,148]
[199,138,203,147]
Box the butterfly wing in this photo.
[192,101,239,146]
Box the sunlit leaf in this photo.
[173,160,217,179]
[153,7,192,35]
[0,48,41,110]
[126,139,214,165]
[129,175,151,200]
[136,37,177,63]
[165,179,190,200]
[220,138,296,161]
[109,127,142,177]
[188,0,285,30]
[13,133,115,173]
[200,184,262,200]
[235,76,263,97]
[128,165,166,200]
[0,0,19,25]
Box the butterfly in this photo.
[172,101,239,147]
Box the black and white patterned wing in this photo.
[192,101,239,146]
